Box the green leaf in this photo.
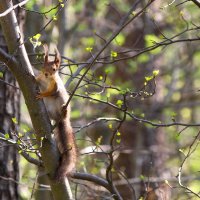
[111,51,118,58]
[0,72,3,78]
[29,37,41,48]
[53,15,57,21]
[174,134,180,141]
[85,47,93,52]
[114,33,125,46]
[145,34,160,47]
[153,70,159,76]
[22,128,28,133]
[145,34,162,54]
[140,174,145,180]
[5,133,10,139]
[18,133,23,138]
[171,112,177,117]
[140,113,145,118]
[116,139,121,144]
[18,150,22,154]
[12,117,18,124]
[145,76,153,82]
[96,136,103,145]
[116,100,123,108]
[132,11,136,16]
[108,123,113,129]
[116,131,121,136]
[33,33,41,40]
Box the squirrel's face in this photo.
[42,45,61,78]
[43,62,58,78]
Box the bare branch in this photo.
[0,47,17,64]
[0,78,20,90]
[190,0,200,8]
[0,175,51,190]
[73,172,122,199]
[72,172,109,190]
[0,133,42,166]
[74,117,121,133]
[0,0,29,18]
[177,131,200,198]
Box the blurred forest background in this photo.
[0,0,200,199]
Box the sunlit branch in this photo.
[0,0,29,18]
[74,117,121,133]
[74,93,200,128]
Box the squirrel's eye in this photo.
[53,68,56,71]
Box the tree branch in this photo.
[0,0,29,18]
[0,133,42,166]
[0,47,17,65]
[73,172,109,189]
[73,172,122,199]
[74,93,200,128]
[190,0,200,8]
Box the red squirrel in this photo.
[35,45,77,181]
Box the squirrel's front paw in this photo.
[36,92,42,99]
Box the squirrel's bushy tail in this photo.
[54,118,77,181]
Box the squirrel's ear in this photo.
[54,47,61,67]
[43,44,49,63]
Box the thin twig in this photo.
[0,134,42,166]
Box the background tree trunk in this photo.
[0,2,24,199]
[0,26,20,200]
